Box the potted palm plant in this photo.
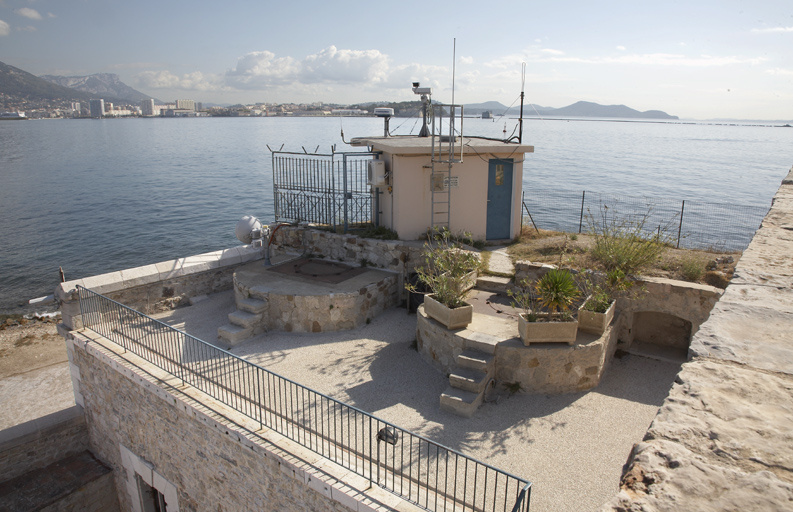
[510,268,580,346]
[409,228,480,329]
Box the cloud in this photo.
[48,13,55,19]
[751,26,793,33]
[766,68,793,76]
[136,70,225,92]
[225,46,394,89]
[300,46,389,84]
[540,48,565,56]
[616,46,626,51]
[15,7,41,20]
[16,25,36,32]
[0,20,8,36]
[460,56,473,65]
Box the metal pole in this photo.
[677,200,685,248]
[342,154,349,233]
[578,191,586,233]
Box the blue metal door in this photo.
[486,159,513,240]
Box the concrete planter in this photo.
[450,270,478,295]
[518,313,578,346]
[424,294,473,330]
[578,298,616,335]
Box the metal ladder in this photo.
[430,104,464,232]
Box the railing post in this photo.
[579,190,586,233]
[677,200,685,248]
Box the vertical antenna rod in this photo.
[519,62,526,144]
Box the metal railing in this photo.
[522,188,769,252]
[272,151,377,233]
[77,286,531,512]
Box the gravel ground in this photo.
[156,291,682,512]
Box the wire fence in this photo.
[522,189,769,252]
[77,286,532,512]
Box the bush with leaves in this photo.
[408,228,481,309]
[587,204,676,276]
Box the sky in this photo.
[0,0,791,120]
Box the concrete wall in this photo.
[377,151,525,241]
[0,406,88,482]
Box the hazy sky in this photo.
[1,0,791,119]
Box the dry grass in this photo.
[508,227,739,287]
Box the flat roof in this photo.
[349,135,534,156]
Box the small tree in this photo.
[535,268,580,321]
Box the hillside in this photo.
[41,73,157,103]
[0,60,95,103]
[463,100,677,120]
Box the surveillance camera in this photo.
[412,82,420,88]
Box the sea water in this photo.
[0,116,790,315]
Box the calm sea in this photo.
[1,116,791,315]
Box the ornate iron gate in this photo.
[272,151,376,233]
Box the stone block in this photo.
[440,386,483,418]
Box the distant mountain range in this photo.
[464,100,679,120]
[0,60,156,107]
[41,73,158,103]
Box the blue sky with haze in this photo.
[1,0,791,119]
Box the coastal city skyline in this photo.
[1,1,792,120]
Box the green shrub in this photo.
[681,256,705,282]
[587,205,675,275]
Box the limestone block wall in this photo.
[0,406,88,482]
[599,166,793,511]
[63,329,419,512]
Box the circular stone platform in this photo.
[417,289,622,394]
[232,257,399,334]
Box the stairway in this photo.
[440,335,498,418]
[217,295,268,346]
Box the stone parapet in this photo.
[54,245,263,330]
[600,166,793,511]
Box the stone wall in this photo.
[64,329,420,512]
[599,166,793,511]
[0,406,88,482]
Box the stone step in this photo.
[238,297,267,314]
[440,386,483,418]
[456,350,494,372]
[228,310,261,329]
[459,331,500,355]
[449,366,491,394]
[475,275,512,293]
[218,324,252,346]
[249,285,271,301]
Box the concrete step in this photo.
[449,366,491,394]
[440,386,483,418]
[475,275,512,293]
[456,350,494,372]
[238,297,267,314]
[218,324,252,346]
[228,310,261,329]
